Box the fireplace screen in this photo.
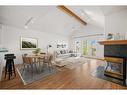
[104,57,123,79]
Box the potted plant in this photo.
[32,48,41,56]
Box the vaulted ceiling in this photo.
[68,6,127,28]
[0,6,127,36]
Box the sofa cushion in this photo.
[60,50,63,54]
[56,51,60,55]
[69,50,73,53]
[63,50,66,54]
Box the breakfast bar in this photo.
[0,48,8,81]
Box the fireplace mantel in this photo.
[98,40,127,45]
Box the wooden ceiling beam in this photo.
[57,5,87,25]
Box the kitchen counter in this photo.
[0,51,8,81]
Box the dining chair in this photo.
[22,54,28,71]
[37,53,46,66]
[22,55,38,75]
[43,54,54,71]
[22,55,31,74]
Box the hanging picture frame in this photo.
[20,37,38,50]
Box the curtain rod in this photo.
[73,33,104,38]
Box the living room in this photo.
[0,5,127,89]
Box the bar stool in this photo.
[4,54,16,80]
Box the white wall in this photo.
[3,25,69,64]
[70,24,105,59]
[72,24,104,37]
[0,24,3,46]
[70,9,127,59]
[0,25,2,81]
[0,24,5,81]
[105,9,127,38]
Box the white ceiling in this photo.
[68,6,127,28]
[0,6,54,29]
[0,6,81,36]
[0,6,127,36]
[101,6,127,15]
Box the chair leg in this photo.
[21,64,25,75]
[50,62,54,71]
[30,64,34,77]
[10,61,13,76]
[47,62,49,71]
[39,62,41,71]
[27,65,30,72]
[39,60,43,72]
[12,60,16,77]
[35,63,39,73]
[8,63,11,80]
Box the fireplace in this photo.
[104,57,123,79]
[99,40,127,86]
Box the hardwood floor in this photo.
[0,58,127,89]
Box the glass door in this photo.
[75,40,81,53]
[91,40,96,56]
[83,40,97,57]
[83,40,88,55]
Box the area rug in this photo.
[17,64,57,85]
[91,66,124,86]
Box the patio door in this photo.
[83,40,97,57]
[74,40,81,53]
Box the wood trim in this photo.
[98,40,127,45]
[57,5,87,25]
[105,57,123,63]
[104,71,123,79]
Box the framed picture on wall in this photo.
[57,43,67,49]
[20,37,38,50]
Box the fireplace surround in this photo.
[104,57,124,80]
[99,40,127,86]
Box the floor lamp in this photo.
[47,45,52,55]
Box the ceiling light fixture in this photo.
[80,9,85,16]
[24,25,28,29]
[24,17,35,29]
[31,18,36,24]
[80,9,91,22]
[31,20,34,24]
